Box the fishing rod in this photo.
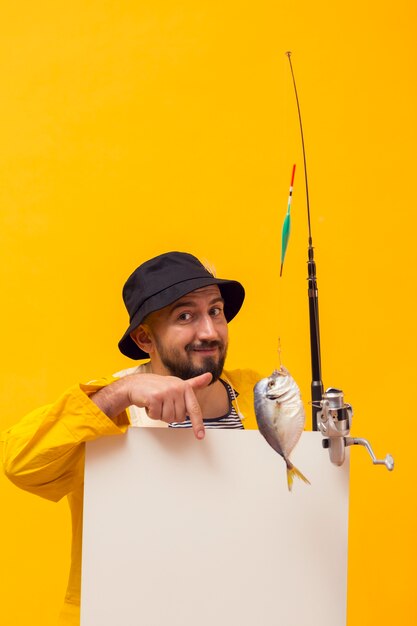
[285,51,323,433]
[283,52,393,470]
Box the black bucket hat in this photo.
[118,251,245,359]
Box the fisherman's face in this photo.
[136,285,228,382]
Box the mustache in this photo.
[185,340,223,352]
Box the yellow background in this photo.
[1,1,416,624]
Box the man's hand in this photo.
[91,372,212,440]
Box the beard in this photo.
[154,338,227,383]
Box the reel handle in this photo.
[318,388,394,471]
[345,437,394,471]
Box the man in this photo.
[1,251,261,626]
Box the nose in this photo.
[196,314,217,341]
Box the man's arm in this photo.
[1,371,211,501]
[1,382,128,501]
[91,371,211,440]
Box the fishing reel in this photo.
[316,388,394,471]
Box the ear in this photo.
[130,324,155,355]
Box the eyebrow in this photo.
[168,296,225,315]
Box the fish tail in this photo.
[286,461,311,492]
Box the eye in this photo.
[268,380,275,388]
[178,312,192,322]
[209,306,223,317]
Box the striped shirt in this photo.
[168,378,243,430]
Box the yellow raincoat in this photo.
[1,365,260,625]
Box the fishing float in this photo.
[280,164,296,277]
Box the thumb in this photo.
[188,371,213,389]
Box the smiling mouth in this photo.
[192,347,219,356]
[187,342,221,354]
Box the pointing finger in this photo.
[184,384,205,440]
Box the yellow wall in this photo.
[1,2,416,624]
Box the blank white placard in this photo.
[82,429,349,626]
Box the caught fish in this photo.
[254,367,310,491]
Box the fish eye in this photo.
[268,380,275,388]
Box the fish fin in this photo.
[286,462,310,492]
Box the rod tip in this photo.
[280,263,284,277]
[285,51,292,57]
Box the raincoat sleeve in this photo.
[1,379,130,503]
